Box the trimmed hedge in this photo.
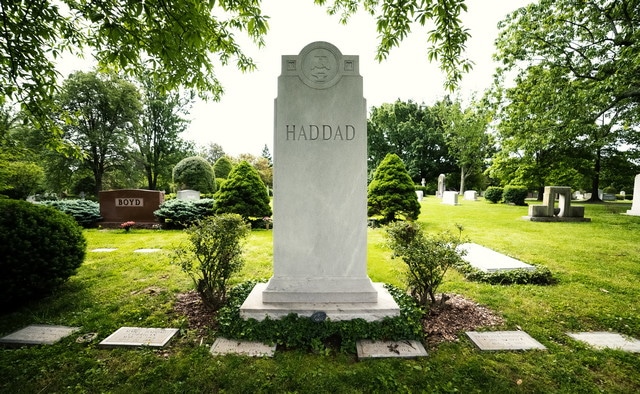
[503,185,528,206]
[39,199,102,227]
[484,186,503,203]
[0,199,86,311]
[456,260,554,285]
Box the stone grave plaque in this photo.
[134,248,161,253]
[210,337,276,357]
[99,327,178,347]
[356,340,427,359]
[466,331,546,351]
[459,243,535,273]
[0,325,79,346]
[567,332,640,352]
[91,248,117,252]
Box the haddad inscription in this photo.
[286,124,355,141]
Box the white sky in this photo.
[58,0,532,156]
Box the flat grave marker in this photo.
[91,248,117,252]
[0,325,79,346]
[567,332,640,352]
[134,248,161,253]
[459,243,535,273]
[99,327,178,348]
[356,340,427,359]
[466,331,546,351]
[210,337,276,357]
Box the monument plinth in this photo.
[240,41,399,321]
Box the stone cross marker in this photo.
[240,42,399,321]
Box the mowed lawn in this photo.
[0,197,639,393]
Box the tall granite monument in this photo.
[240,42,399,321]
[626,174,640,216]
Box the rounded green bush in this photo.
[503,185,529,206]
[173,156,216,193]
[0,199,87,311]
[484,186,504,203]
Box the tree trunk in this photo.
[587,147,602,202]
[459,167,466,195]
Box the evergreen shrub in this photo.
[0,199,86,311]
[368,153,420,223]
[484,186,503,203]
[154,198,215,228]
[503,185,528,206]
[214,161,272,220]
[39,199,102,227]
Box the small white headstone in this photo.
[134,248,161,253]
[0,325,79,346]
[442,191,459,206]
[91,248,117,252]
[464,190,477,201]
[99,327,179,347]
[567,332,640,352]
[210,337,276,357]
[177,189,201,200]
[466,331,546,351]
[356,340,427,359]
[415,190,424,201]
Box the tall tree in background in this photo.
[436,98,492,194]
[198,143,226,164]
[367,100,456,184]
[133,77,194,190]
[57,71,141,196]
[493,0,640,200]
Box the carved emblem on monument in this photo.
[300,42,341,89]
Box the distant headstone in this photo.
[210,338,276,357]
[567,332,640,352]
[421,178,426,187]
[525,186,590,222]
[464,190,477,201]
[240,42,399,321]
[459,243,535,273]
[177,189,201,200]
[437,174,446,198]
[356,340,427,359]
[626,174,640,216]
[415,190,424,201]
[466,331,546,351]
[442,191,459,206]
[0,325,79,346]
[99,327,178,347]
[99,189,164,225]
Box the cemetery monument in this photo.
[525,186,590,222]
[437,174,446,198]
[240,41,399,321]
[626,174,640,216]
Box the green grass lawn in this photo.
[1,198,639,393]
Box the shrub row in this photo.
[217,281,424,353]
[39,199,102,227]
[153,198,215,229]
[455,261,554,285]
[484,185,529,205]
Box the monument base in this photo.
[625,210,640,216]
[239,282,401,322]
[522,216,591,222]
